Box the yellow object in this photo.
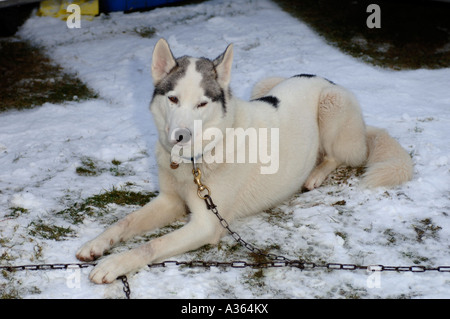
[38,0,99,20]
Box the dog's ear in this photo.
[213,44,233,87]
[152,38,177,84]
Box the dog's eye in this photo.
[168,96,179,104]
[197,102,208,108]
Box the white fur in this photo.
[76,39,413,283]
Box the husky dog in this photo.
[76,39,413,283]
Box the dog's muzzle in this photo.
[170,127,191,145]
[170,128,192,169]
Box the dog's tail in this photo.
[362,126,413,188]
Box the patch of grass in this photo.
[338,283,367,299]
[109,159,132,177]
[28,219,75,241]
[86,187,157,207]
[323,166,365,188]
[111,159,122,166]
[383,228,398,245]
[6,207,29,218]
[0,279,41,299]
[0,251,15,262]
[242,243,284,285]
[296,247,328,265]
[335,231,347,241]
[402,251,429,265]
[249,244,282,264]
[76,157,100,176]
[0,39,98,112]
[332,200,347,207]
[273,0,450,70]
[75,157,135,177]
[134,26,156,38]
[0,285,21,299]
[412,218,442,243]
[57,186,158,224]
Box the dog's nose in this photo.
[170,128,191,145]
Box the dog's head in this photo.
[149,38,234,161]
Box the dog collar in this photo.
[170,154,203,170]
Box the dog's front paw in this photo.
[89,252,141,284]
[76,237,112,262]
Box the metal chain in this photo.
[2,260,449,275]
[203,194,291,262]
[0,262,131,299]
[196,193,450,273]
[2,165,450,299]
[147,260,450,273]
[117,275,131,299]
[192,165,291,263]
[0,263,95,271]
[188,166,450,273]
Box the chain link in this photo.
[2,165,450,299]
[196,194,450,273]
[0,262,133,299]
[0,262,96,272]
[203,194,291,262]
[3,260,449,275]
[118,275,131,299]
[146,260,450,273]
[183,166,450,273]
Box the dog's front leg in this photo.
[88,198,225,284]
[76,192,185,262]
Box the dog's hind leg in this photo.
[304,155,340,190]
[305,86,367,190]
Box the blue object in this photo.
[101,0,185,12]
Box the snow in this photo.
[1,0,449,299]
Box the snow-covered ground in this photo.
[1,0,449,299]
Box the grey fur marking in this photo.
[196,58,227,113]
[152,56,227,113]
[152,56,191,98]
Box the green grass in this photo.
[412,218,442,243]
[28,219,75,241]
[57,186,158,224]
[133,26,156,38]
[273,0,450,70]
[0,39,98,112]
[75,157,135,177]
[75,157,100,176]
[6,207,29,218]
[3,1,447,115]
